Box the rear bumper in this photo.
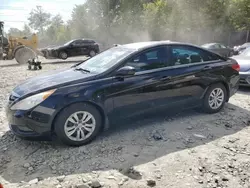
[239,72,250,86]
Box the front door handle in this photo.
[202,66,212,70]
[160,76,171,81]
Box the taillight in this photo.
[232,63,240,72]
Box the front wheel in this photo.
[202,83,227,114]
[54,103,103,146]
[59,51,68,60]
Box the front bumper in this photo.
[6,106,53,138]
[239,72,250,86]
[41,49,58,59]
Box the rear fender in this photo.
[201,81,230,102]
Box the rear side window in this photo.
[83,40,95,44]
[170,45,221,66]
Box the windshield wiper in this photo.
[74,67,90,73]
[71,58,90,68]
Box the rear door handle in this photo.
[160,76,171,81]
[202,66,212,70]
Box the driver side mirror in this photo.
[115,66,136,77]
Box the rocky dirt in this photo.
[0,58,250,188]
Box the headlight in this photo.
[10,89,56,110]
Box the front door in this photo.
[110,46,173,118]
[68,41,80,56]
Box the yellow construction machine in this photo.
[0,21,41,64]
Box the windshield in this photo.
[77,47,135,73]
[64,40,74,46]
[241,47,250,57]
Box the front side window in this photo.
[72,40,82,46]
[170,45,220,65]
[124,46,169,72]
[64,40,74,46]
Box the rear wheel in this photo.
[54,103,103,146]
[59,51,68,60]
[202,83,227,114]
[89,50,96,57]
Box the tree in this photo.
[28,6,51,33]
[8,28,23,36]
[22,24,32,36]
[229,0,250,42]
[46,14,65,43]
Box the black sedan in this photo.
[6,41,240,146]
[201,43,234,57]
[41,39,100,60]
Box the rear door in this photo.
[155,44,226,108]
[80,40,92,55]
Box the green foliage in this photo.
[10,0,250,47]
[229,0,250,30]
[28,6,51,32]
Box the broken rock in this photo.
[193,134,206,139]
[152,130,163,141]
[147,179,156,187]
[23,163,31,168]
[28,178,39,184]
[90,180,102,188]
[57,175,65,182]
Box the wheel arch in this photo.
[51,101,107,133]
[203,80,230,102]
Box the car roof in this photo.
[120,40,195,50]
[202,43,220,46]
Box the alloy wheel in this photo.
[208,88,224,110]
[64,111,96,141]
[89,50,96,57]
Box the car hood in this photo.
[45,45,64,50]
[13,67,96,97]
[231,55,250,72]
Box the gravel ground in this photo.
[0,58,250,188]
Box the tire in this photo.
[54,103,103,146]
[59,51,68,60]
[89,50,96,57]
[28,65,31,70]
[34,66,37,70]
[14,46,36,64]
[38,65,42,69]
[202,83,227,114]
